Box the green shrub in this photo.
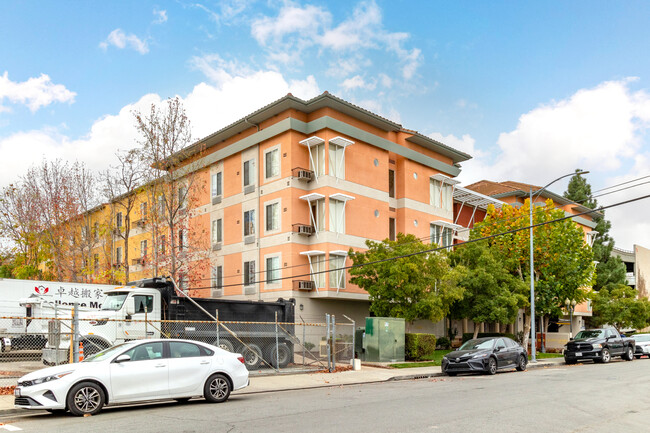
[436,336,451,350]
[462,332,517,343]
[405,333,437,361]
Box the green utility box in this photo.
[363,317,405,362]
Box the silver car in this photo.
[634,333,650,358]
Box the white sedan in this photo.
[14,339,249,416]
[634,333,650,358]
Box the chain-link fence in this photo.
[0,313,355,388]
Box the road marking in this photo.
[0,424,22,431]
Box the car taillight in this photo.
[237,356,245,364]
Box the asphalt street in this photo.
[1,359,648,433]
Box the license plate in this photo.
[575,352,582,357]
[14,388,20,397]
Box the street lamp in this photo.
[565,298,577,338]
[529,170,589,362]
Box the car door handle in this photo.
[200,361,210,365]
[155,364,166,368]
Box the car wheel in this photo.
[516,354,528,371]
[486,357,497,375]
[66,381,105,416]
[564,357,576,365]
[215,339,235,353]
[241,344,263,369]
[623,346,634,361]
[204,374,231,403]
[265,343,291,369]
[598,348,611,364]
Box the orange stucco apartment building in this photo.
[151,92,471,324]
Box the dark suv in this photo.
[564,328,635,364]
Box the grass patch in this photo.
[388,350,452,368]
[535,352,563,359]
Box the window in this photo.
[389,218,396,241]
[178,229,185,251]
[158,196,165,214]
[140,240,147,258]
[329,199,345,234]
[244,261,255,286]
[266,202,279,232]
[140,202,147,217]
[431,224,453,248]
[244,210,255,236]
[116,247,122,265]
[159,235,166,255]
[116,212,123,228]
[212,266,223,290]
[170,341,211,358]
[243,160,254,187]
[82,225,90,241]
[430,179,453,211]
[310,142,325,177]
[265,148,280,179]
[329,255,346,289]
[311,199,325,232]
[212,219,223,244]
[211,172,222,197]
[133,295,153,313]
[312,255,325,289]
[93,222,99,241]
[93,254,99,272]
[329,143,345,179]
[266,256,280,284]
[179,274,188,290]
[178,186,187,209]
[388,169,395,198]
[496,339,507,351]
[124,342,163,362]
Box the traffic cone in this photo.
[79,342,84,362]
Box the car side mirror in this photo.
[494,347,501,353]
[115,354,131,363]
[125,297,136,316]
[569,338,574,341]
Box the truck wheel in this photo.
[265,343,291,369]
[623,346,634,361]
[597,348,611,363]
[240,344,263,369]
[214,340,234,353]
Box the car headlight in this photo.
[592,343,602,349]
[31,371,73,386]
[472,353,489,359]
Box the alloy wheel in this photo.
[74,386,101,414]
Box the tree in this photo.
[473,199,594,350]
[564,169,627,290]
[134,97,209,287]
[348,233,464,329]
[449,242,528,338]
[591,284,650,332]
[104,149,146,283]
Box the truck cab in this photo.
[563,328,635,364]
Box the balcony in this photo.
[292,223,315,236]
[293,280,315,291]
[134,218,147,228]
[131,257,145,266]
[291,167,314,182]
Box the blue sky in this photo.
[1,1,650,249]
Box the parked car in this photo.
[633,333,650,359]
[563,328,635,364]
[442,336,528,376]
[14,339,249,416]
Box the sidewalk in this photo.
[0,358,565,415]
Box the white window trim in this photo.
[243,208,256,238]
[328,136,353,181]
[243,159,256,188]
[264,144,281,181]
[264,198,282,235]
[300,193,325,237]
[243,260,256,287]
[264,253,282,289]
[299,136,325,181]
[329,193,354,237]
[430,220,463,248]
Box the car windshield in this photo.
[459,338,494,350]
[634,334,650,342]
[82,343,131,362]
[575,330,604,339]
[101,293,128,311]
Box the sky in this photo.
[1,1,650,250]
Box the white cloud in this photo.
[194,1,250,25]
[429,132,478,157]
[99,29,149,54]
[251,1,422,83]
[0,71,76,112]
[153,8,168,24]
[340,75,375,91]
[0,68,320,186]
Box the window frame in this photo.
[264,146,281,180]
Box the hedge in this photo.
[405,333,437,361]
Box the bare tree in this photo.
[134,97,209,287]
[103,149,146,283]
